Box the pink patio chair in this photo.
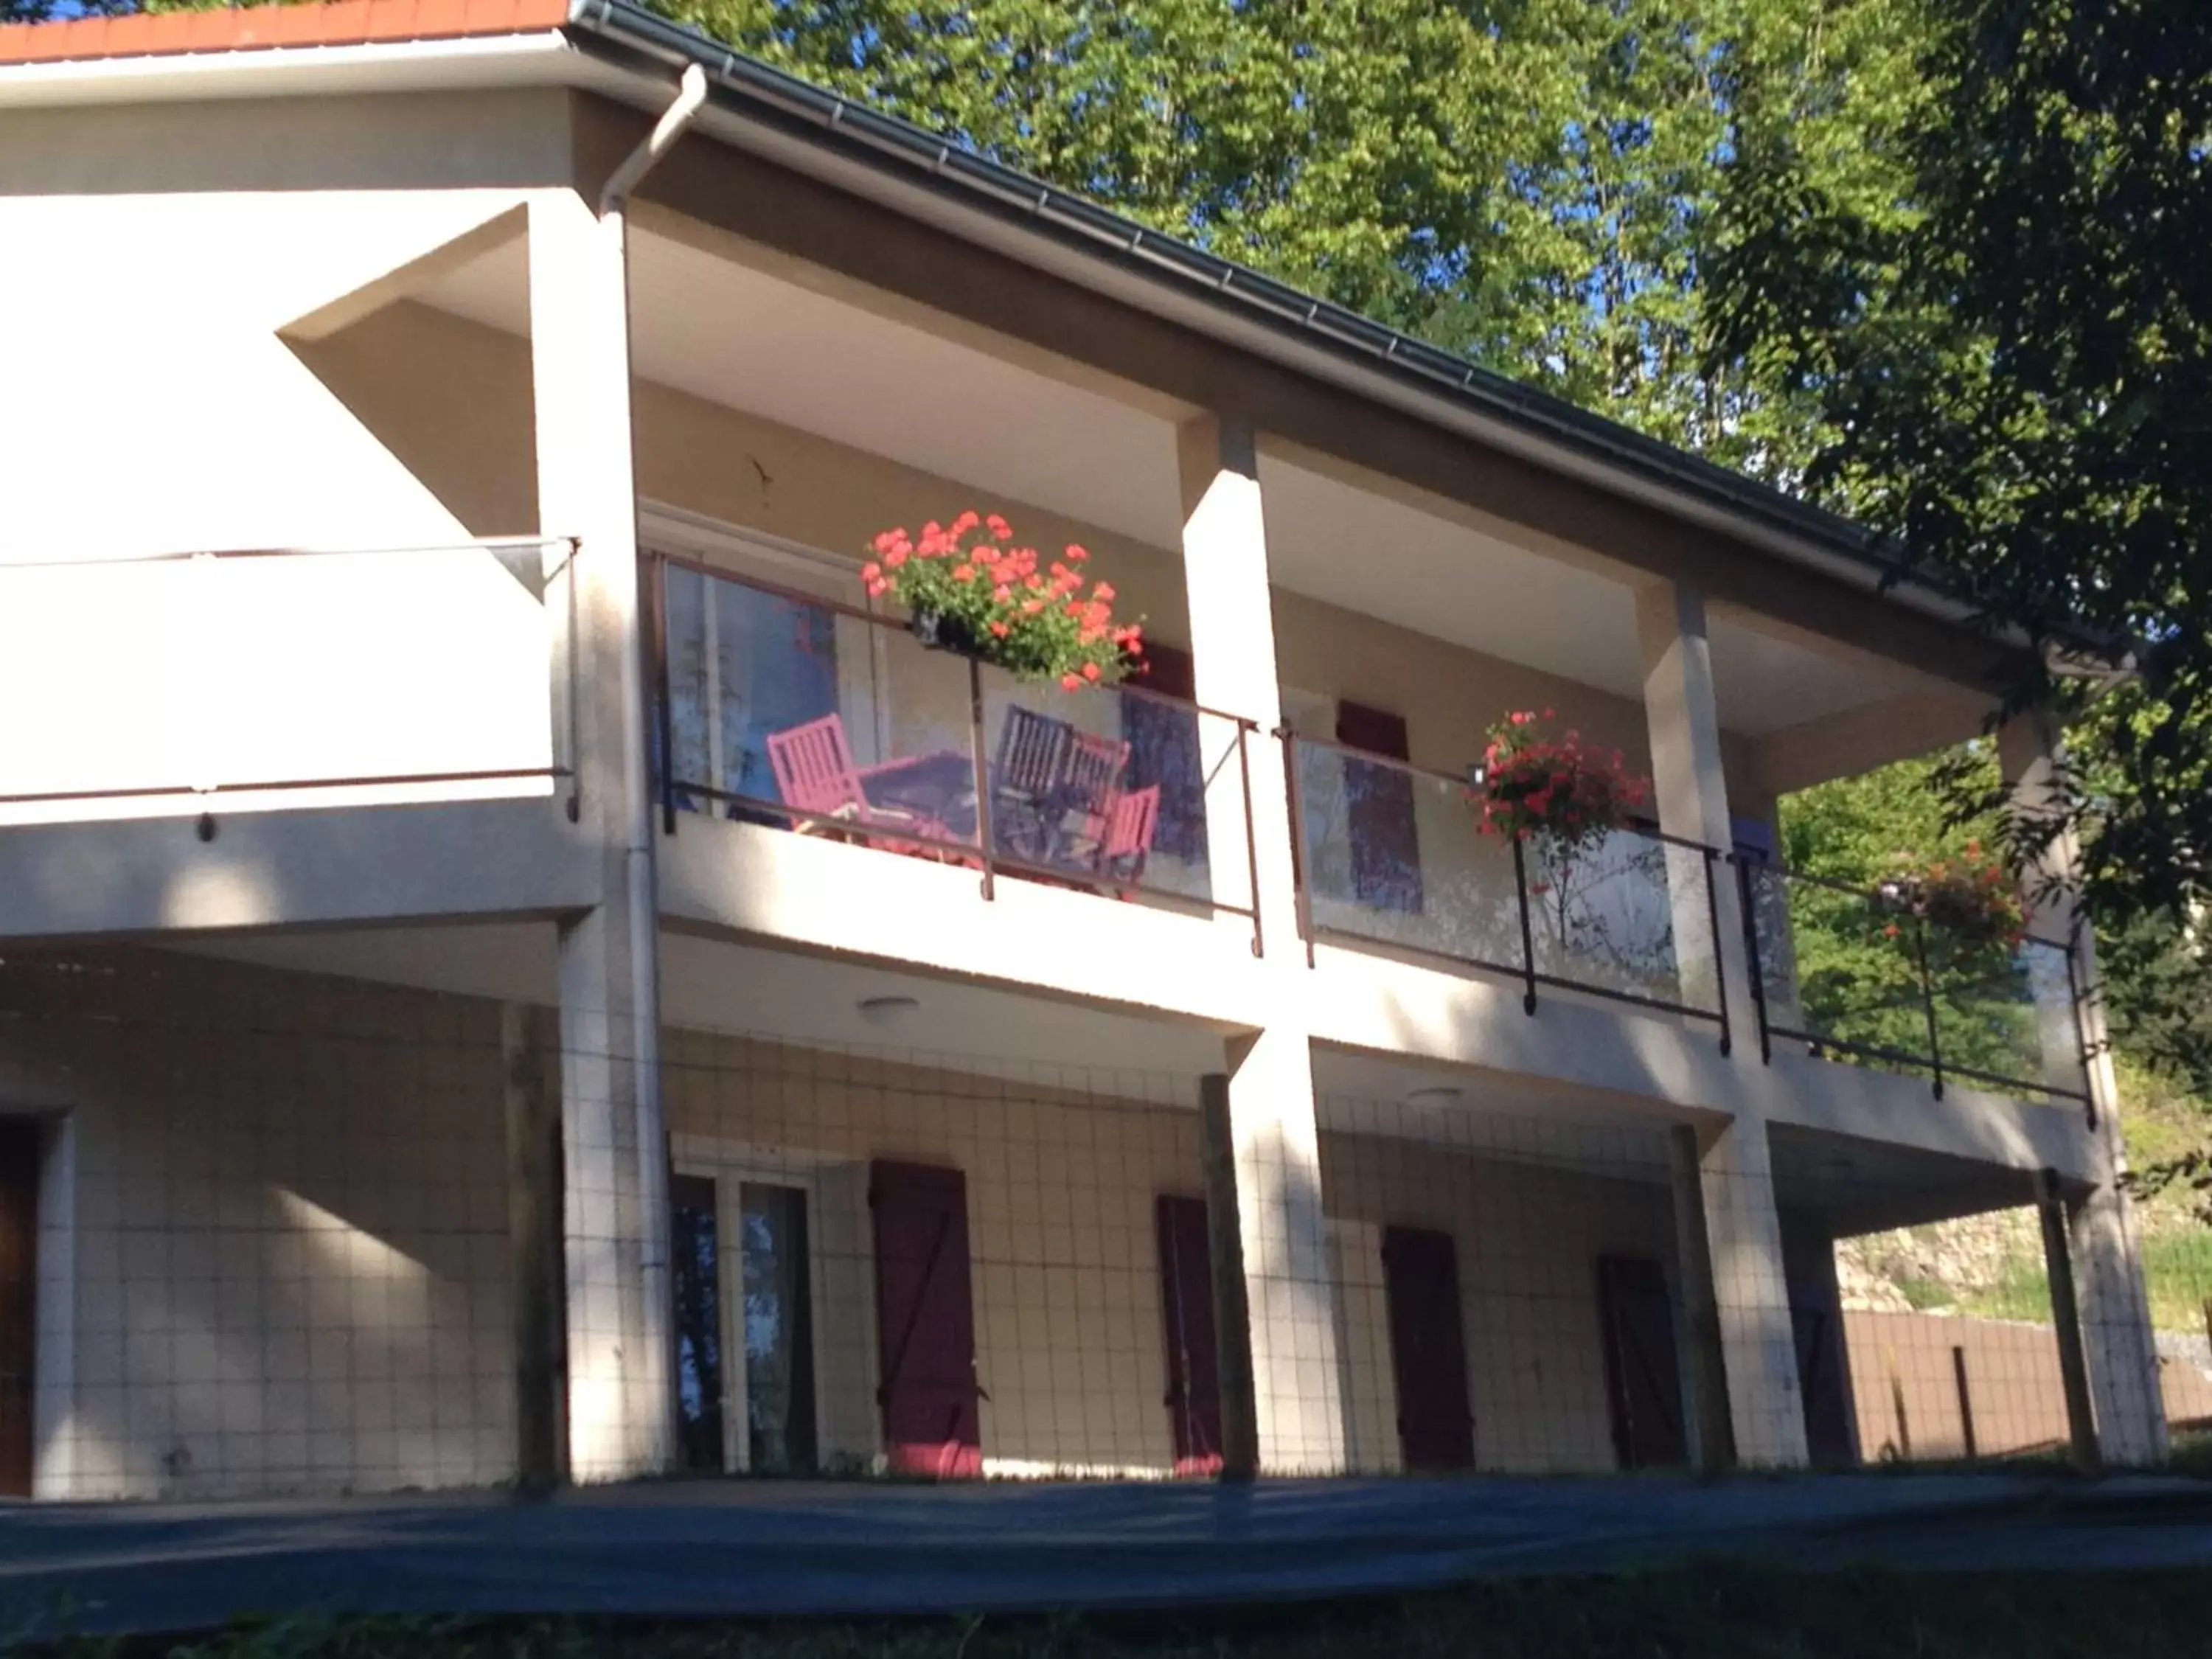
[1093,785,1161,886]
[765,714,947,851]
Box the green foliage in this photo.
[1706,0,2212,936]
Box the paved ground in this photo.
[2,1473,2209,1640]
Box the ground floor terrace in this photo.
[0,933,2196,1502]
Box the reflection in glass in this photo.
[740,1182,818,1474]
[669,1173,725,1474]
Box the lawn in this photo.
[22,1568,2212,1659]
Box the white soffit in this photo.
[424,231,1924,735]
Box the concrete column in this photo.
[1197,1074,1260,1482]
[2034,1166,2104,1474]
[1177,415,1298,953]
[530,190,674,1481]
[1221,1028,1345,1473]
[1667,1124,1735,1475]
[2000,714,2167,1464]
[502,1003,565,1489]
[1697,1116,1810,1466]
[1635,581,1752,1034]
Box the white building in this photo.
[0,0,2168,1500]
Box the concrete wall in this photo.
[0,97,575,826]
[0,950,515,1500]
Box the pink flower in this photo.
[1091,582,1116,602]
[990,621,1010,639]
[1061,672,1082,691]
[1082,661,1102,682]
[1066,544,1089,563]
[861,562,881,582]
[987,514,1014,541]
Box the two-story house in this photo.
[0,0,2171,1499]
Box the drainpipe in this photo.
[596,61,705,1475]
[599,63,710,218]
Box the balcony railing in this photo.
[0,537,578,825]
[649,554,1264,949]
[1739,860,2093,1108]
[1279,730,1731,1043]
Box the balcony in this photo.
[1281,731,1731,1040]
[1742,861,2093,1109]
[649,556,1264,950]
[0,538,575,826]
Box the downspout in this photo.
[597,60,705,1475]
[599,61,709,218]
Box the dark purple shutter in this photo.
[1155,1195,1223,1475]
[0,1121,35,1498]
[869,1161,983,1478]
[1596,1255,1689,1470]
[1382,1225,1476,1471]
[1337,701,1424,914]
[1123,643,1208,862]
[1791,1281,1858,1467]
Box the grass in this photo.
[1952,1228,2212,1333]
[18,1568,2212,1659]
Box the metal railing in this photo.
[1277,728,1731,1045]
[0,536,580,826]
[1736,858,2093,1108]
[647,554,1265,952]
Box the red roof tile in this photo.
[0,0,570,68]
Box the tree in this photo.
[1706,0,2212,941]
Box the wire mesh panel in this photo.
[0,940,2191,1500]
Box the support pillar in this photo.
[1218,1029,1344,1473]
[1198,1073,1260,1482]
[531,189,674,1481]
[1177,414,1301,952]
[2035,1167,2104,1474]
[1668,1124,1735,1475]
[1177,415,1343,1472]
[502,1002,564,1489]
[2002,715,2167,1464]
[1635,580,1753,1036]
[1696,1116,1809,1466]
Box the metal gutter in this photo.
[560,0,2045,647]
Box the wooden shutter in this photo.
[1596,1255,1690,1470]
[1336,700,1424,914]
[1122,643,1209,862]
[1382,1225,1477,1471]
[0,1121,38,1498]
[869,1160,984,1478]
[1155,1194,1224,1475]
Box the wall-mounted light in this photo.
[1406,1084,1464,1106]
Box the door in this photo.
[1381,1225,1476,1471]
[0,1121,38,1498]
[1596,1254,1689,1470]
[669,1173,727,1474]
[869,1160,983,1477]
[1790,1282,1858,1467]
[1155,1194,1222,1475]
[1337,700,1423,914]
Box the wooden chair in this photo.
[765,714,947,850]
[1094,785,1161,886]
[990,705,1073,860]
[1050,732,1131,860]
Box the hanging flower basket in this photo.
[863,511,1142,689]
[1472,709,1649,852]
[1874,841,2027,951]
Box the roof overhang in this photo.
[0,0,2118,664]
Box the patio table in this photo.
[859,751,980,841]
